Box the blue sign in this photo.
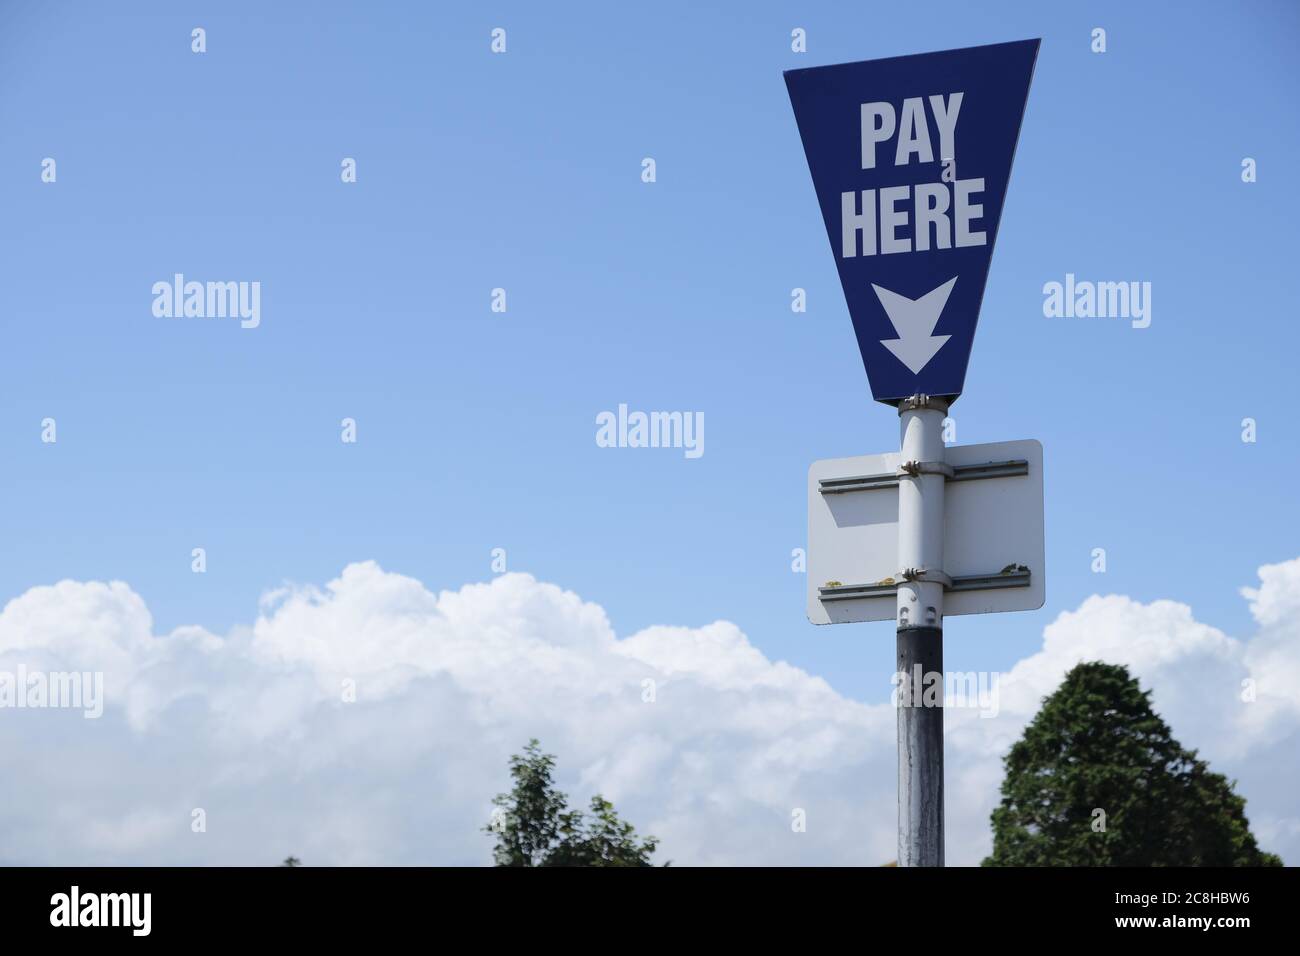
[785,39,1039,404]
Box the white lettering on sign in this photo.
[841,180,985,257]
[844,91,984,259]
[860,93,963,171]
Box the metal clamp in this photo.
[896,460,954,479]
[897,394,950,414]
[898,567,953,588]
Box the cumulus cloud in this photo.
[0,558,1297,866]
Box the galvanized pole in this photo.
[895,394,947,867]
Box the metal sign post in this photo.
[895,394,948,867]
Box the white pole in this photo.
[895,394,947,867]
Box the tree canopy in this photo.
[486,740,660,866]
[984,661,1281,866]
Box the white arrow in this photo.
[872,276,958,375]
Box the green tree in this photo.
[983,662,1281,867]
[280,856,301,867]
[486,740,659,866]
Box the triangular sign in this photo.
[785,39,1039,404]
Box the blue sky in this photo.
[2,0,1297,707]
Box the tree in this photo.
[547,796,659,867]
[280,856,302,867]
[486,740,659,866]
[983,661,1281,866]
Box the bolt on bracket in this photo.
[897,460,955,479]
[897,394,951,413]
[898,567,954,588]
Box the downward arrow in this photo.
[873,276,958,375]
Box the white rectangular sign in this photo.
[807,439,1045,625]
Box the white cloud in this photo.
[0,557,1297,866]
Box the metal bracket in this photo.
[948,459,1029,483]
[819,458,1028,495]
[818,567,1031,602]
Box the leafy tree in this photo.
[485,740,570,866]
[280,856,302,867]
[983,662,1281,867]
[486,740,659,866]
[547,796,660,866]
